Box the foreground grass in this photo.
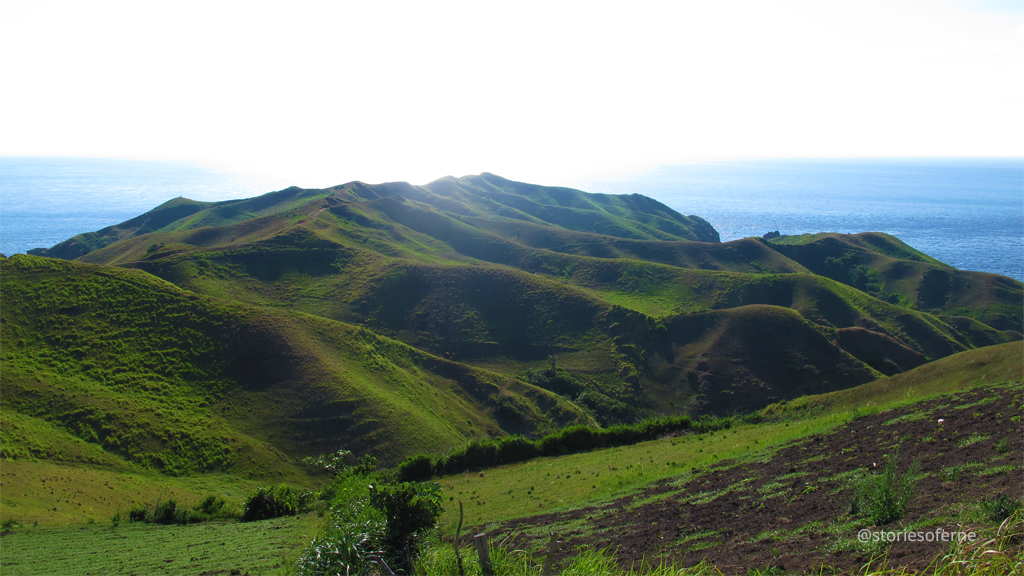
[0,514,324,576]
[437,411,851,529]
[412,513,1024,575]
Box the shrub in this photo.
[296,476,390,576]
[462,440,499,468]
[539,425,596,455]
[494,435,540,463]
[368,482,443,553]
[153,499,178,525]
[353,454,379,476]
[128,504,148,522]
[993,437,1011,454]
[196,494,226,515]
[399,414,715,481]
[125,495,236,525]
[397,454,434,483]
[850,448,919,525]
[303,449,353,477]
[242,484,298,522]
[296,497,386,576]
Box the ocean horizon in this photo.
[2,156,1021,281]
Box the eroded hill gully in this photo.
[485,385,1023,574]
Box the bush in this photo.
[128,505,148,522]
[397,454,434,483]
[303,449,353,477]
[242,484,298,522]
[494,435,540,463]
[353,454,379,476]
[850,448,919,525]
[540,425,596,455]
[368,482,443,553]
[196,494,226,515]
[397,414,718,481]
[125,495,235,525]
[153,499,178,525]
[296,496,386,576]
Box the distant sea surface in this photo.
[1,157,290,259]
[2,156,1022,282]
[584,158,1023,282]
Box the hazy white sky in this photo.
[2,0,1021,188]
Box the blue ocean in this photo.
[583,158,1023,282]
[2,157,1022,281]
[0,157,293,257]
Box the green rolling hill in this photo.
[1,256,590,478]
[7,173,1022,482]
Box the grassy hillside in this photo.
[103,227,1014,417]
[3,171,1021,573]
[27,187,334,261]
[769,232,1023,331]
[1,255,592,480]
[20,174,1020,426]
[763,340,1024,418]
[7,175,1020,510]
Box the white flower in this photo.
[937,419,945,423]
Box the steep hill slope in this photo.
[0,255,591,477]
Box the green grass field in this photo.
[435,412,850,529]
[0,514,324,575]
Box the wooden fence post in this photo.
[474,533,493,576]
[541,533,563,576]
[454,500,466,576]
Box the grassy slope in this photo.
[113,234,980,417]
[26,186,333,261]
[4,340,1015,569]
[764,340,1024,418]
[1,255,592,480]
[432,341,1023,531]
[120,226,1014,411]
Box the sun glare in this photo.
[1,0,1020,186]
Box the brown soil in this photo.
[482,384,1024,574]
